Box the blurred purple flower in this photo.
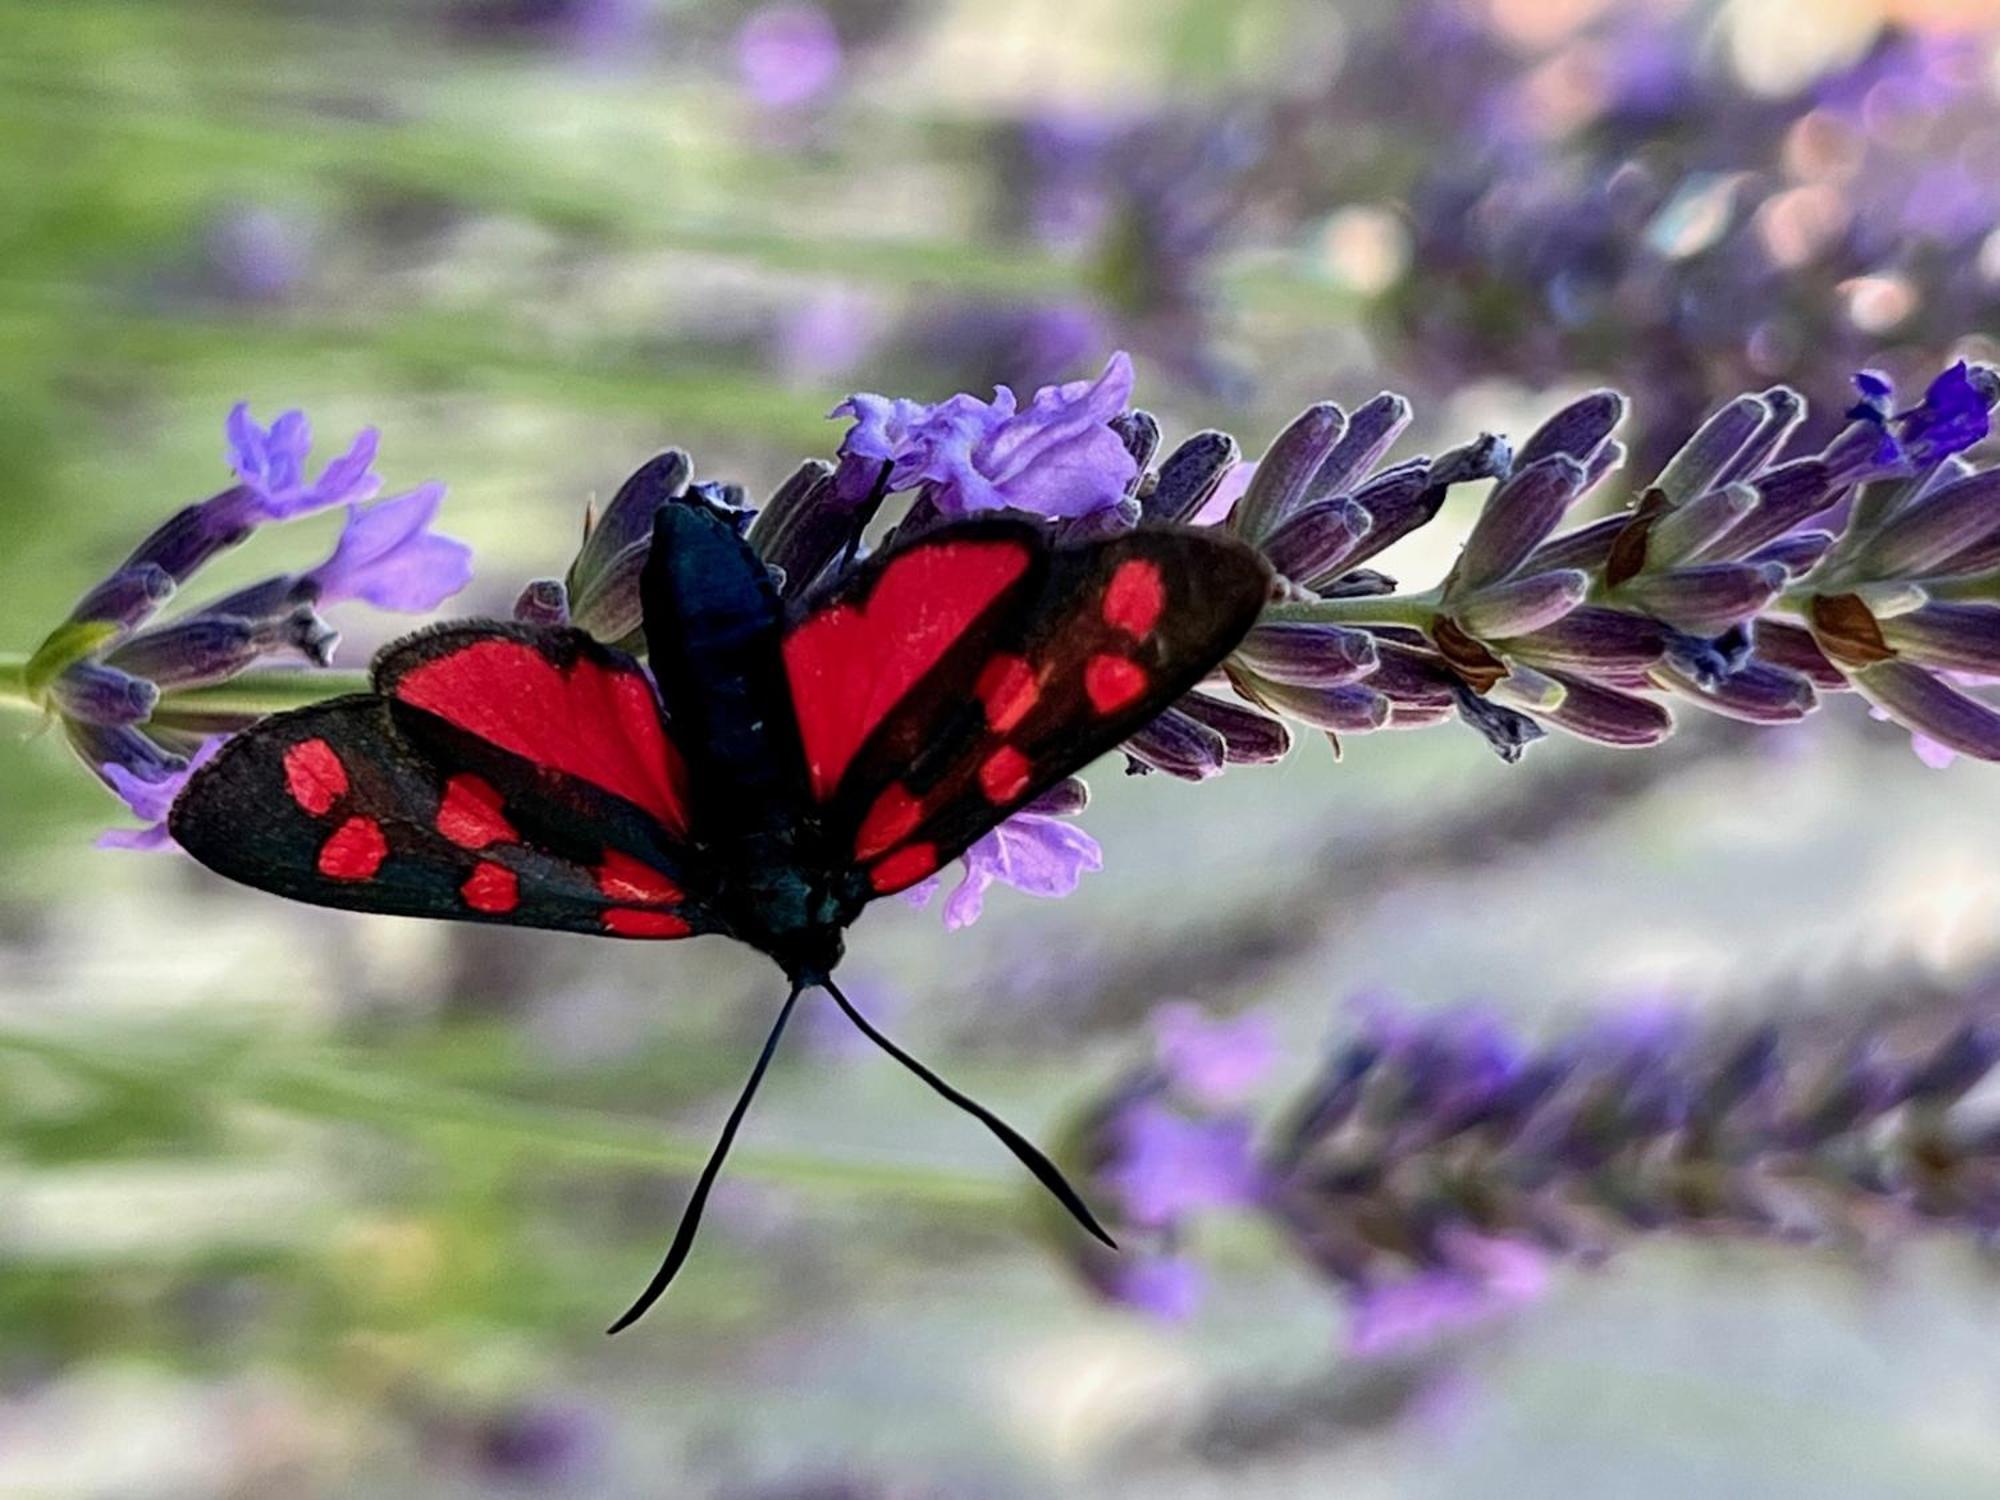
[735,3,843,111]
[1104,1254,1206,1321]
[1346,1236,1549,1357]
[772,288,883,388]
[1104,1101,1261,1228]
[1154,1001,1278,1106]
[306,484,473,611]
[226,403,381,520]
[832,352,1138,520]
[203,204,312,303]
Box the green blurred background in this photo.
[7,1,2000,1495]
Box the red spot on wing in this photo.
[869,842,939,894]
[462,861,519,913]
[596,850,683,906]
[979,745,1032,803]
[393,638,689,835]
[1103,559,1166,638]
[283,739,347,816]
[784,540,1031,800]
[855,783,923,861]
[1084,655,1149,714]
[318,816,387,881]
[604,908,692,938]
[436,775,515,849]
[976,654,1040,733]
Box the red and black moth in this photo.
[171,484,1271,1329]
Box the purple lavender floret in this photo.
[831,351,1138,522]
[31,405,467,848]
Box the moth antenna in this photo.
[820,975,1117,1251]
[605,982,807,1334]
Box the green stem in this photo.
[158,669,373,718]
[0,655,30,715]
[0,1026,1020,1210]
[0,651,368,721]
[1259,590,1442,630]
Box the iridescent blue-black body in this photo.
[640,500,847,982]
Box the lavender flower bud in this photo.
[1451,569,1589,639]
[1452,457,1586,592]
[1234,672,1391,733]
[1261,499,1372,584]
[1615,563,1785,635]
[566,540,648,644]
[513,578,570,627]
[121,493,258,584]
[1365,641,1459,709]
[67,565,174,631]
[1124,708,1228,780]
[1860,470,2000,577]
[1852,659,2000,762]
[1747,530,1836,577]
[1653,395,1769,505]
[1175,690,1293,764]
[1526,514,1626,573]
[1058,493,1142,543]
[1026,777,1090,817]
[108,604,335,685]
[1703,458,1836,558]
[1111,408,1161,480]
[1540,672,1673,747]
[746,460,856,598]
[1336,463,1434,566]
[1497,607,1667,671]
[1515,389,1625,469]
[1713,387,1804,486]
[1752,621,1847,690]
[1657,659,1816,724]
[1305,392,1411,504]
[568,450,690,599]
[1881,605,2000,675]
[1645,483,1757,566]
[1232,403,1347,541]
[1235,622,1378,687]
[49,663,159,726]
[1144,430,1239,524]
[65,720,187,782]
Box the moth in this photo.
[171,484,1271,1329]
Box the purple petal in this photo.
[306,485,472,611]
[924,810,1104,929]
[833,353,1138,522]
[97,738,222,851]
[1153,1002,1278,1106]
[1104,1102,1260,1226]
[735,3,843,111]
[225,403,382,520]
[1104,1255,1206,1321]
